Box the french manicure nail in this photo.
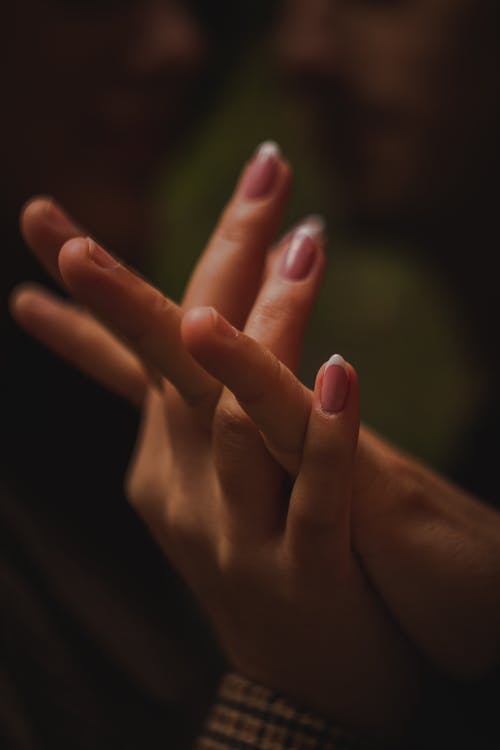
[282,225,319,280]
[303,214,326,237]
[321,354,350,413]
[277,214,326,250]
[88,238,119,269]
[241,141,281,200]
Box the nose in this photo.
[129,0,207,76]
[274,0,344,80]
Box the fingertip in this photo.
[20,194,53,219]
[20,196,77,242]
[182,307,240,361]
[9,283,59,326]
[20,196,51,240]
[9,283,36,320]
[58,238,96,290]
[182,305,215,335]
[59,236,90,263]
[181,307,221,354]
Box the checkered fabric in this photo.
[195,673,379,750]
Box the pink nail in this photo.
[282,225,320,280]
[240,141,281,200]
[88,238,119,269]
[321,355,350,413]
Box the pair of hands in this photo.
[12,144,500,735]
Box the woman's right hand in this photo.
[11,146,421,735]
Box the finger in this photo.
[9,283,148,408]
[20,197,83,285]
[286,355,360,557]
[242,216,325,372]
[58,236,219,415]
[181,307,312,477]
[181,218,325,470]
[182,218,326,535]
[182,141,292,327]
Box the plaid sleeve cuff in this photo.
[195,672,378,750]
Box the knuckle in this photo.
[215,535,249,585]
[181,385,218,414]
[289,505,328,538]
[150,289,174,319]
[308,440,338,467]
[213,216,247,250]
[125,467,149,510]
[254,292,303,331]
[252,297,288,330]
[213,400,256,447]
[126,289,173,345]
[214,201,265,250]
[240,351,281,409]
[125,462,162,513]
[308,424,351,466]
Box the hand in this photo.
[51,227,418,736]
[13,146,500,726]
[12,149,419,735]
[182,304,500,681]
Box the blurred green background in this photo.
[152,43,485,473]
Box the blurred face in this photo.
[275,0,499,226]
[2,0,210,258]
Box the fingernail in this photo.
[321,354,350,413]
[277,214,326,249]
[240,141,281,200]
[209,307,239,339]
[282,224,321,280]
[303,214,326,236]
[88,238,119,269]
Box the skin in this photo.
[11,150,500,734]
[12,172,421,735]
[8,0,500,736]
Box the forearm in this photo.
[356,427,500,677]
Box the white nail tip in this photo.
[293,215,326,242]
[256,140,281,160]
[326,354,348,371]
[304,214,326,235]
[294,225,319,242]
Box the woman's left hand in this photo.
[52,225,418,736]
